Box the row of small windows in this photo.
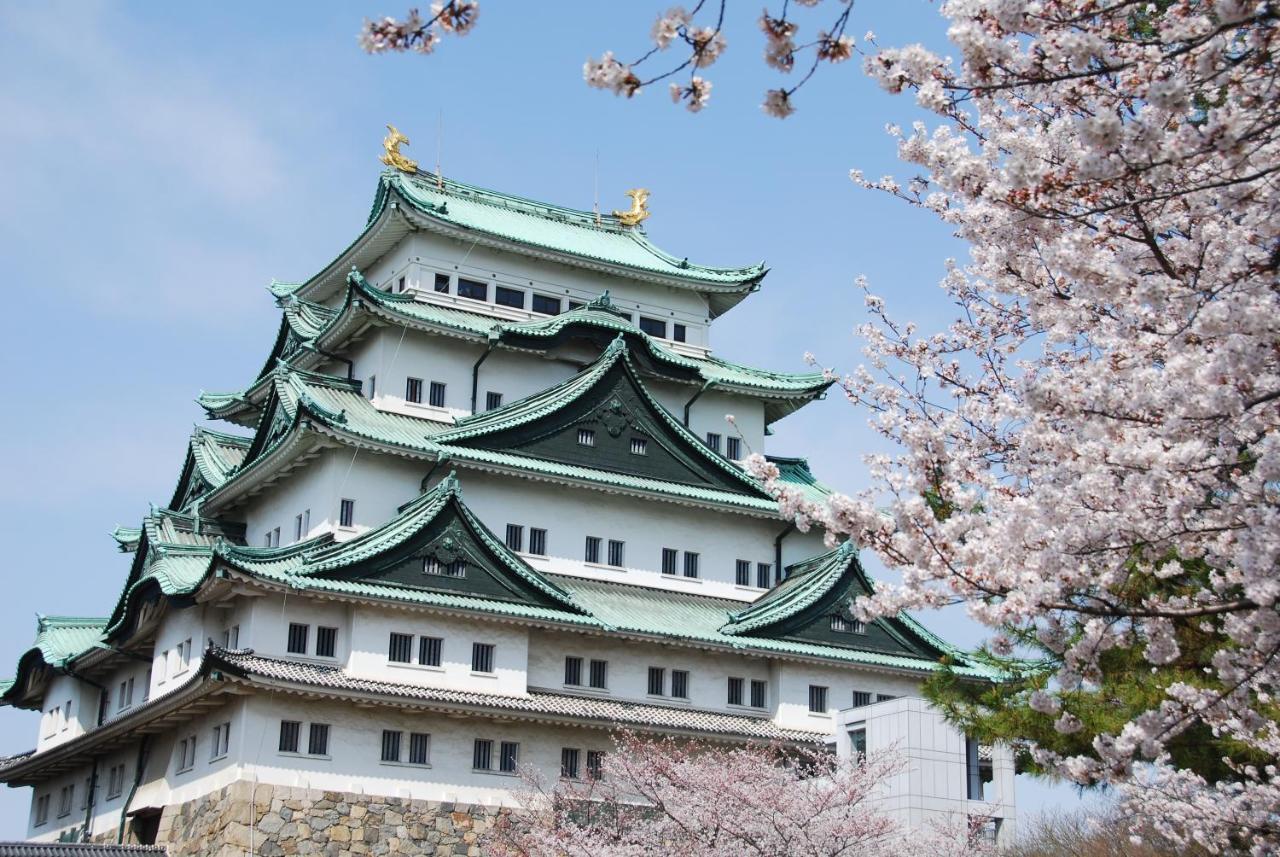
[735,560,773,589]
[575,428,740,460]
[564,656,608,690]
[660,548,699,578]
[387,632,494,674]
[287,623,339,658]
[560,747,605,780]
[504,524,548,556]
[727,677,769,709]
[279,720,331,756]
[583,536,626,567]
[366,375,506,414]
[646,666,690,699]
[266,509,313,546]
[424,272,689,342]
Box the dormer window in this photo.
[831,615,867,634]
[577,428,596,447]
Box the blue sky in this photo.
[0,0,1089,836]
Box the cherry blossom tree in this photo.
[483,731,988,857]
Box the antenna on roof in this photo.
[435,110,444,190]
[593,149,601,226]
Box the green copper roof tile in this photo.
[27,617,108,669]
[767,455,837,504]
[722,543,858,635]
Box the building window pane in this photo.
[389,632,413,663]
[278,720,300,753]
[419,636,443,667]
[750,679,767,709]
[532,294,561,315]
[339,499,355,528]
[434,273,450,293]
[877,693,897,703]
[472,643,495,673]
[757,563,771,589]
[495,285,525,308]
[424,556,467,577]
[529,528,547,556]
[397,276,406,293]
[584,536,601,564]
[630,437,648,455]
[564,656,583,686]
[671,670,689,699]
[808,685,829,714]
[409,732,431,765]
[673,323,687,342]
[316,626,338,658]
[499,742,519,773]
[287,623,309,655]
[683,552,700,578]
[561,747,580,779]
[735,559,751,586]
[647,667,665,696]
[406,377,423,404]
[294,514,303,542]
[726,437,741,459]
[381,730,402,763]
[457,278,487,301]
[308,723,330,756]
[831,615,867,634]
[607,540,625,568]
[850,728,867,758]
[429,381,446,408]
[705,432,721,454]
[588,659,608,689]
[852,691,872,708]
[727,677,744,706]
[505,524,524,552]
[639,316,666,337]
[661,548,678,576]
[486,391,503,411]
[586,750,604,780]
[473,739,493,770]
[577,428,595,447]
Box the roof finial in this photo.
[380,124,418,173]
[613,188,650,227]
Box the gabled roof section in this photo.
[1,617,108,708]
[168,427,251,511]
[719,543,955,662]
[767,455,837,505]
[217,473,587,615]
[435,335,771,498]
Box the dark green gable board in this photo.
[314,493,569,609]
[455,360,766,496]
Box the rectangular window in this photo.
[409,732,431,765]
[419,636,443,667]
[316,626,338,658]
[831,615,867,634]
[429,381,446,408]
[726,436,741,459]
[80,777,90,810]
[586,750,604,780]
[705,432,721,454]
[683,551,700,578]
[505,523,524,552]
[607,540,625,568]
[272,527,281,547]
[808,685,829,714]
[397,276,406,293]
[584,536,601,564]
[499,741,520,773]
[264,531,272,547]
[472,643,495,673]
[639,316,666,338]
[212,721,231,759]
[531,294,561,315]
[673,323,687,342]
[308,723,330,756]
[852,690,873,708]
[35,794,50,825]
[424,556,467,577]
[495,285,525,308]
[366,375,377,400]
[561,747,580,779]
[727,677,744,706]
[486,391,503,411]
[405,377,423,404]
[117,680,128,711]
[106,765,124,800]
[339,498,355,528]
[457,278,487,301]
[434,272,451,293]
[529,528,547,556]
[647,667,665,696]
[564,656,583,686]
[381,729,402,763]
[577,428,596,447]
[661,548,678,576]
[279,720,301,753]
[671,669,689,699]
[750,679,767,709]
[389,632,413,663]
[588,659,608,689]
[294,513,303,542]
[850,727,867,758]
[630,437,648,455]
[876,693,897,703]
[473,739,493,770]
[287,623,309,655]
[966,737,993,801]
[736,559,751,586]
[58,785,73,817]
[757,563,772,589]
[303,508,310,535]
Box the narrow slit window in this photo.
[339,498,355,528]
[561,747,580,779]
[397,276,406,293]
[366,375,377,400]
[750,679,767,709]
[294,513,303,542]
[673,323,687,342]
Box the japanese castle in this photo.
[0,136,1015,852]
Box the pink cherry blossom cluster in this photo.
[357,2,478,55]
[483,730,995,855]
[749,1,1280,850]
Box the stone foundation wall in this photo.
[137,781,513,857]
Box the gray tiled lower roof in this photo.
[0,846,166,857]
[219,649,826,743]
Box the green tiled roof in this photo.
[722,543,859,635]
[110,526,142,553]
[385,171,765,290]
[26,617,107,670]
[767,455,837,505]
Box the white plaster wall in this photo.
[646,383,767,457]
[34,675,89,751]
[437,469,787,600]
[148,604,210,702]
[245,594,349,664]
[773,660,922,732]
